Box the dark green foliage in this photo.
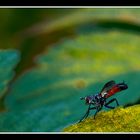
[0,50,20,111]
[0,50,20,97]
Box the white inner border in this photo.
[0,6,139,8]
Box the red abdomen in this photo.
[105,85,120,98]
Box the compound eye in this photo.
[85,97,90,104]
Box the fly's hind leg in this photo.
[104,98,119,109]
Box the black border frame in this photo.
[0,0,140,6]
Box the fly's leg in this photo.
[94,107,102,119]
[104,104,115,109]
[115,98,119,106]
[106,98,119,106]
[78,104,91,123]
[104,98,119,109]
[90,107,96,110]
[83,106,97,121]
[78,106,97,123]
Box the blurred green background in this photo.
[0,8,140,132]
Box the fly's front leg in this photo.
[78,104,91,123]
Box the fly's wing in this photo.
[99,80,116,96]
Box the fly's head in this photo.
[80,96,93,105]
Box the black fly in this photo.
[78,80,128,123]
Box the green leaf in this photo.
[24,9,140,37]
[0,49,20,98]
[1,31,140,132]
[14,9,140,79]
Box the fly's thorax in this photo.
[93,93,103,104]
[94,94,100,99]
[100,91,108,98]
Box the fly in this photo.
[78,80,128,123]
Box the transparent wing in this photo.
[100,80,116,94]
